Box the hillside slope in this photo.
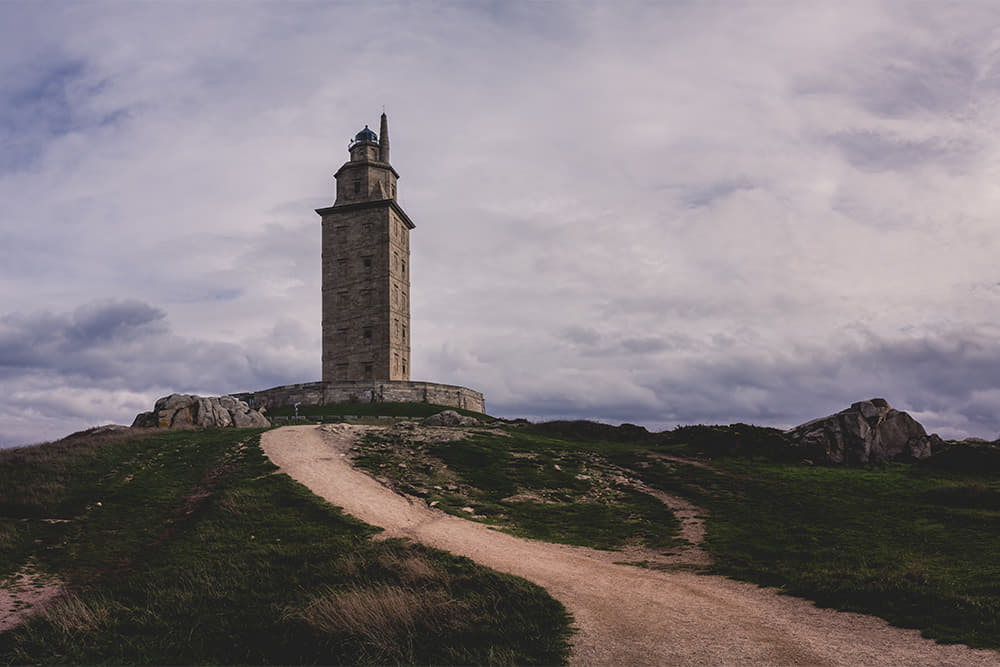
[0,427,570,665]
[265,423,1000,665]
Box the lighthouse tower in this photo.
[316,113,413,382]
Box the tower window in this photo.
[353,180,361,193]
[363,327,372,341]
[402,360,407,375]
[402,324,406,340]
[363,363,373,379]
[401,260,406,276]
[362,255,372,268]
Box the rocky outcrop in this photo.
[786,398,940,464]
[421,410,480,427]
[131,394,270,430]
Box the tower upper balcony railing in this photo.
[348,138,378,149]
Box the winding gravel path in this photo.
[262,424,1000,666]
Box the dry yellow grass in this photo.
[293,584,466,659]
[39,594,112,634]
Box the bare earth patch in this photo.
[0,561,64,633]
[263,425,1000,666]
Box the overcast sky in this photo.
[2,1,999,447]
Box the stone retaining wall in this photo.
[233,380,485,414]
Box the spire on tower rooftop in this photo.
[379,112,390,164]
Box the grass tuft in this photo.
[37,594,114,634]
[294,585,465,662]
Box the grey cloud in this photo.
[794,29,983,120]
[682,180,755,208]
[830,131,957,172]
[620,337,671,355]
[0,301,165,375]
[0,55,128,172]
[856,53,976,118]
[562,326,602,346]
[484,325,1000,441]
[0,300,316,445]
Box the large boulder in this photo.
[132,394,270,430]
[786,398,940,464]
[421,410,480,427]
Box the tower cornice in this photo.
[316,198,415,229]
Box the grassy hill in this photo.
[2,412,999,663]
[0,425,570,665]
[351,419,1000,650]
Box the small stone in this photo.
[461,507,475,514]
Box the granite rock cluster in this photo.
[421,410,481,427]
[786,398,940,464]
[132,394,270,430]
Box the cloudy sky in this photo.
[2,1,999,447]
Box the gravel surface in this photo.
[262,424,1000,666]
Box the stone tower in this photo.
[317,113,413,382]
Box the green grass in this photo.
[353,428,682,551]
[6,417,999,658]
[357,419,1000,650]
[609,445,1000,648]
[266,401,490,421]
[0,428,571,665]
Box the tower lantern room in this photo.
[335,115,398,205]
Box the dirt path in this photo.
[262,425,1000,666]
